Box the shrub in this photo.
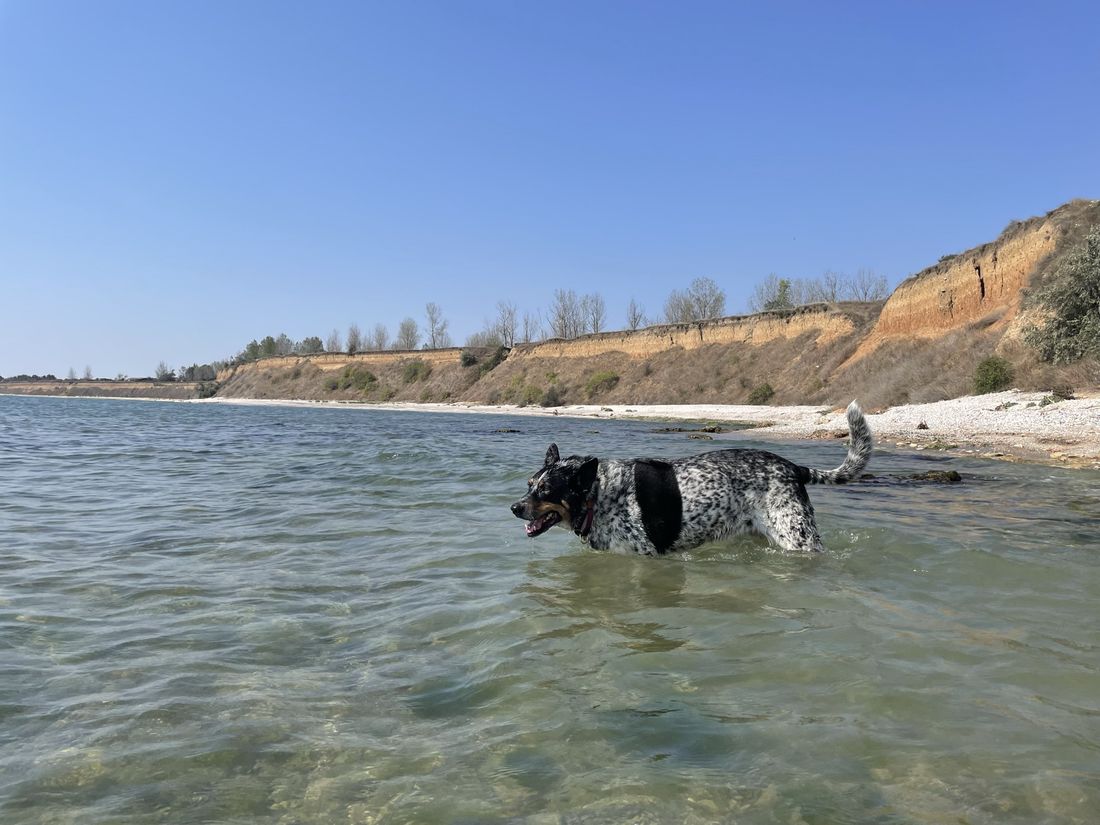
[541,385,564,407]
[1025,227,1100,363]
[585,370,620,398]
[196,381,219,399]
[460,349,478,367]
[519,385,542,407]
[973,356,1013,394]
[402,360,432,383]
[339,365,377,391]
[323,375,340,391]
[478,346,507,375]
[747,383,775,404]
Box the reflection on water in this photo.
[1,395,1098,824]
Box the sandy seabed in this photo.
[195,389,1100,469]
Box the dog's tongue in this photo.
[524,517,544,536]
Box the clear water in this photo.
[1,395,1098,825]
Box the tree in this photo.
[83,365,93,380]
[259,336,277,358]
[66,367,77,381]
[580,292,606,334]
[466,328,504,348]
[274,333,294,355]
[1025,227,1100,363]
[548,289,582,339]
[298,336,324,354]
[326,328,342,353]
[155,361,176,381]
[346,324,362,354]
[748,274,794,312]
[847,268,889,301]
[626,298,646,330]
[494,301,517,347]
[424,303,452,348]
[370,323,389,351]
[685,277,725,320]
[395,317,420,350]
[520,311,541,343]
[665,277,725,323]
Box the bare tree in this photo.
[580,293,606,334]
[686,276,725,320]
[424,303,452,348]
[494,301,517,347]
[394,317,420,350]
[466,328,503,348]
[370,323,389,351]
[847,268,889,301]
[520,311,541,343]
[664,289,693,323]
[154,361,175,381]
[626,298,646,331]
[346,324,362,354]
[326,328,342,353]
[548,289,583,339]
[83,365,93,380]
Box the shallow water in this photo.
[1,395,1098,824]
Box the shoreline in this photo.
[194,390,1100,469]
[5,389,1098,468]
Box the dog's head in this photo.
[511,443,598,537]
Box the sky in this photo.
[2,0,1098,379]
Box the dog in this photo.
[510,401,871,555]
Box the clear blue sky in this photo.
[2,0,1098,378]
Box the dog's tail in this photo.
[800,400,872,485]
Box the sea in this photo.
[1,394,1098,824]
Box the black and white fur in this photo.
[510,401,872,555]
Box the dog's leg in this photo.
[756,487,824,554]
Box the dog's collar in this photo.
[577,498,596,538]
[574,478,598,538]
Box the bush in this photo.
[541,385,564,407]
[323,375,340,391]
[747,383,775,404]
[973,356,1013,394]
[196,381,219,399]
[402,360,432,383]
[519,385,542,407]
[1025,227,1100,363]
[478,346,507,375]
[339,365,377,391]
[460,349,478,367]
[585,370,620,398]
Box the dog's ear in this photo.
[544,443,560,467]
[577,456,598,491]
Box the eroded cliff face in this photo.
[848,217,1058,364]
[515,306,858,361]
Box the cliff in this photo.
[6,200,1097,410]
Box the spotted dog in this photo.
[510,401,871,555]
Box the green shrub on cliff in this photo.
[585,371,619,398]
[1025,227,1100,364]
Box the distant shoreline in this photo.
[4,388,1098,468]
[198,391,1100,468]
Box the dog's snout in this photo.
[510,500,524,517]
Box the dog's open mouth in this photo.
[525,511,562,537]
